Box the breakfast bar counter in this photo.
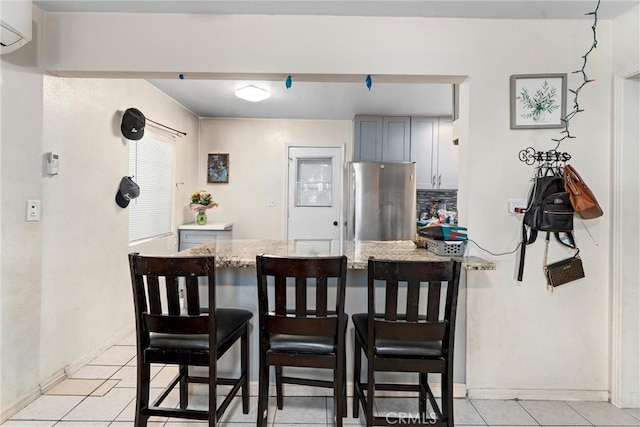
[178,238,494,388]
[180,239,495,270]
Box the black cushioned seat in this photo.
[352,313,443,358]
[149,309,253,352]
[269,333,336,354]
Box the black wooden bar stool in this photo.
[128,253,252,427]
[255,254,348,426]
[352,258,462,427]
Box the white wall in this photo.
[1,8,202,417]
[40,77,201,381]
[198,118,352,239]
[1,6,45,416]
[613,6,640,77]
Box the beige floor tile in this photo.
[10,395,85,421]
[54,422,110,426]
[151,365,181,388]
[270,396,329,425]
[470,400,538,426]
[114,388,172,424]
[0,421,57,426]
[624,408,640,421]
[115,330,137,346]
[519,400,590,425]
[108,422,165,427]
[61,387,135,422]
[567,401,640,426]
[91,379,120,396]
[69,365,120,380]
[44,379,105,396]
[111,365,162,388]
[89,346,136,366]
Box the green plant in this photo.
[517,80,559,120]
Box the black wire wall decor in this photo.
[519,0,600,167]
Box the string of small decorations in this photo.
[552,0,600,150]
[519,0,600,166]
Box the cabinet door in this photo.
[435,117,458,189]
[410,117,437,189]
[178,229,232,251]
[353,116,383,161]
[382,116,411,162]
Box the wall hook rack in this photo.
[518,147,571,166]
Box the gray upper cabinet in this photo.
[354,116,411,162]
[354,115,457,189]
[436,118,457,189]
[410,116,457,190]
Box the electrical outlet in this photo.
[508,199,527,215]
[26,200,41,221]
[266,199,276,207]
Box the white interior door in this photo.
[287,146,343,254]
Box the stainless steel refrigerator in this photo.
[347,161,417,241]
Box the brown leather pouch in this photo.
[544,255,585,287]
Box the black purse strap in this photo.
[517,221,529,282]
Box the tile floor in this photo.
[3,331,639,427]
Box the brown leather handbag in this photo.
[563,165,603,219]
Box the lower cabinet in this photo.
[178,223,233,251]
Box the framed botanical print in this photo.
[510,74,567,129]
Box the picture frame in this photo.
[207,153,229,183]
[510,74,567,129]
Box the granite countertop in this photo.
[180,239,495,271]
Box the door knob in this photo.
[333,221,338,226]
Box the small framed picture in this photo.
[207,153,229,183]
[510,74,567,129]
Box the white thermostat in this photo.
[46,152,59,175]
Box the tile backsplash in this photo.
[417,189,458,219]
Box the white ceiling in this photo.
[148,79,456,119]
[32,1,638,20]
[33,0,639,119]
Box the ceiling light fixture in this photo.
[235,85,270,102]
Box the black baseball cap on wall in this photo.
[121,108,145,140]
[115,176,140,208]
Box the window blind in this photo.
[128,130,175,243]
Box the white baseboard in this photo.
[0,325,135,423]
[467,388,609,401]
[40,368,66,393]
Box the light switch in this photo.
[26,200,41,221]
